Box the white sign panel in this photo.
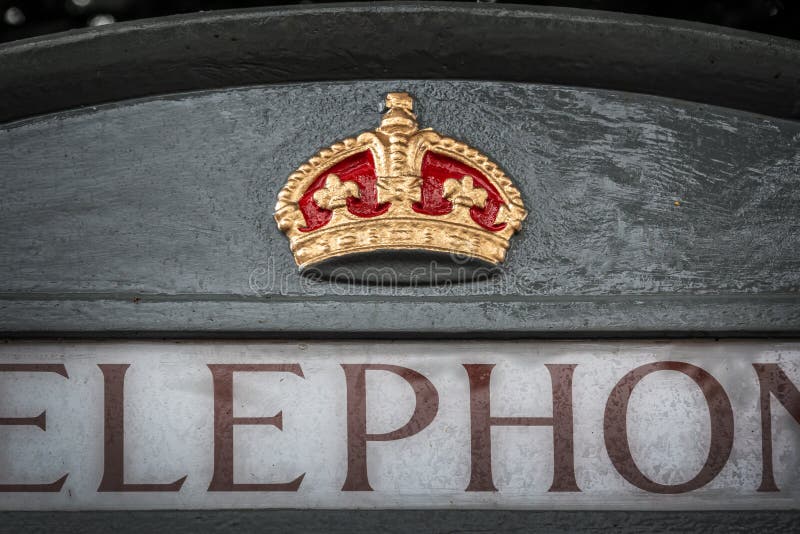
[0,341,797,510]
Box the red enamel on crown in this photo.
[275,93,526,268]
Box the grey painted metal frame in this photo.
[0,3,799,530]
[0,510,797,533]
[1,2,800,122]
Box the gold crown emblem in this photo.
[275,92,527,268]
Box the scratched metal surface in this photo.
[0,80,798,336]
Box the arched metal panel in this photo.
[1,3,800,123]
[1,81,798,337]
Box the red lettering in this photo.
[207,364,305,491]
[752,363,800,492]
[463,364,579,492]
[341,364,439,491]
[604,362,733,494]
[0,364,69,492]
[98,364,187,492]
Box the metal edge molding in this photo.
[1,2,800,122]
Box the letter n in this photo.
[753,363,800,492]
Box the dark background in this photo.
[1,0,798,43]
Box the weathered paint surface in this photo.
[0,340,796,510]
[1,4,798,531]
[1,4,800,122]
[0,81,798,336]
[2,509,798,534]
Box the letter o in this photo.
[603,362,734,494]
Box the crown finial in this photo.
[386,92,413,110]
[378,92,417,134]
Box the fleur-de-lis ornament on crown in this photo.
[275,92,526,268]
